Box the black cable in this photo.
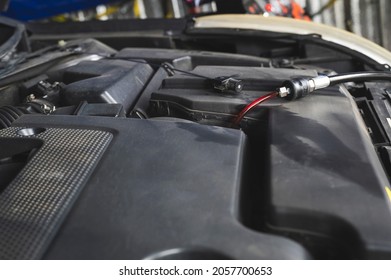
[78,51,223,81]
[278,71,391,100]
[78,51,244,92]
[329,71,391,86]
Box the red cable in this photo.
[234,92,277,126]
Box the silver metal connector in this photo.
[311,76,331,91]
[278,75,331,100]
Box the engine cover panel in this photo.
[4,115,309,260]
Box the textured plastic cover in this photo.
[9,115,309,260]
[0,127,112,259]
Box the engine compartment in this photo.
[1,18,391,259]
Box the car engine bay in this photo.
[1,16,391,260]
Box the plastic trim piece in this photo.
[0,127,112,259]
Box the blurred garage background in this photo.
[1,0,390,50]
[307,0,391,52]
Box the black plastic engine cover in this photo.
[6,115,309,260]
[61,59,153,113]
[267,86,391,259]
[149,66,317,124]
